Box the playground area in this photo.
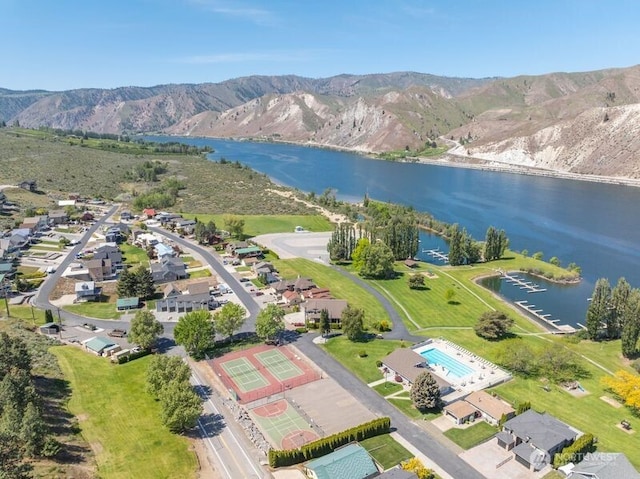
[250,399,320,449]
[209,344,321,405]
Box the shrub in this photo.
[117,349,151,364]
[553,433,595,468]
[295,327,308,334]
[376,320,391,332]
[268,417,391,467]
[632,359,640,374]
[375,360,383,367]
[358,350,367,358]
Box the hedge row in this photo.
[116,349,151,364]
[553,433,595,468]
[268,417,390,468]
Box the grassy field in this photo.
[322,336,405,383]
[360,434,413,469]
[65,297,122,320]
[53,347,198,478]
[388,396,442,421]
[120,243,150,267]
[443,422,497,449]
[182,213,333,237]
[372,381,404,396]
[274,258,389,328]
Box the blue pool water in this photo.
[419,348,474,379]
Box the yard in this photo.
[443,422,497,450]
[359,434,413,469]
[120,243,150,267]
[53,347,198,478]
[65,295,122,320]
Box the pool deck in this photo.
[413,338,512,402]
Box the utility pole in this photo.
[2,277,10,318]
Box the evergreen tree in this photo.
[320,309,331,336]
[447,224,464,266]
[44,310,54,324]
[0,430,33,479]
[19,402,47,457]
[410,371,441,410]
[134,267,155,300]
[586,278,611,340]
[621,289,640,358]
[610,277,631,339]
[116,268,137,298]
[484,226,508,261]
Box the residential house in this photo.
[303,443,378,479]
[497,409,579,471]
[226,241,250,255]
[142,208,156,219]
[242,256,260,267]
[464,390,515,426]
[105,224,129,243]
[85,258,114,281]
[116,297,140,311]
[560,452,640,478]
[377,470,418,479]
[443,401,479,426]
[8,230,30,250]
[175,218,197,234]
[21,216,48,231]
[234,246,262,260]
[19,179,37,192]
[0,273,13,295]
[120,210,132,221]
[155,242,175,259]
[151,256,187,283]
[0,263,15,279]
[301,287,332,300]
[156,289,217,313]
[303,298,348,325]
[381,348,452,395]
[253,261,278,284]
[83,336,116,356]
[48,210,69,225]
[163,283,181,298]
[156,212,182,225]
[80,211,94,223]
[271,277,317,296]
[93,245,124,273]
[282,290,303,306]
[187,281,211,295]
[75,281,102,302]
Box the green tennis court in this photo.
[251,399,319,449]
[220,357,270,393]
[255,349,304,381]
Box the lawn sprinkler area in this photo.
[250,399,320,449]
[413,339,512,397]
[209,344,321,405]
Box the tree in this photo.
[0,333,31,380]
[327,223,357,262]
[44,310,54,324]
[444,288,456,304]
[19,402,47,457]
[223,215,245,239]
[255,304,285,342]
[350,238,370,270]
[602,370,640,410]
[408,273,425,290]
[474,311,514,340]
[586,278,611,340]
[401,457,435,479]
[174,310,215,359]
[610,277,631,339]
[319,309,331,337]
[549,256,560,266]
[484,226,508,261]
[214,303,246,341]
[159,381,202,433]
[341,305,365,341]
[621,289,640,358]
[410,371,441,410]
[359,241,395,279]
[0,430,33,479]
[495,341,537,376]
[521,249,529,258]
[532,251,544,261]
[129,310,164,350]
[447,224,464,266]
[146,355,191,398]
[134,267,155,300]
[116,267,137,298]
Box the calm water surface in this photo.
[147,136,640,328]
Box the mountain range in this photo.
[2,65,640,179]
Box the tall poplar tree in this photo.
[586,278,612,340]
[621,289,640,358]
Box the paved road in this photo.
[149,227,262,332]
[294,333,486,479]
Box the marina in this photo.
[501,272,547,293]
[514,300,575,333]
[422,248,449,263]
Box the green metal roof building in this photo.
[116,297,140,311]
[84,337,116,355]
[303,443,378,479]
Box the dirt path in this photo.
[267,189,350,223]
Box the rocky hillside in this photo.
[3,66,640,179]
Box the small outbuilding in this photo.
[83,337,117,356]
[116,297,140,311]
[39,322,61,335]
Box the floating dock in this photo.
[422,248,449,263]
[515,300,576,333]
[501,272,547,293]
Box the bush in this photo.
[375,360,383,367]
[632,359,640,374]
[553,433,595,468]
[295,327,308,334]
[117,349,151,364]
[375,320,391,332]
[268,417,391,468]
[358,350,367,358]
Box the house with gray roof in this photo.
[497,409,579,471]
[75,281,102,302]
[377,469,418,479]
[303,443,378,479]
[151,256,187,283]
[561,452,640,479]
[303,298,348,325]
[381,348,452,395]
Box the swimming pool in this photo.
[419,348,474,379]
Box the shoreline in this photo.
[153,132,640,189]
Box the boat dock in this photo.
[501,272,547,293]
[422,248,449,263]
[515,300,576,333]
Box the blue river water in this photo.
[145,136,640,329]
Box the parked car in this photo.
[239,278,250,283]
[108,329,127,338]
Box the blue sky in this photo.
[1,0,639,90]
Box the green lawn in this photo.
[322,336,406,383]
[189,269,212,279]
[275,258,389,328]
[443,422,497,449]
[182,213,332,237]
[65,298,122,320]
[120,243,150,267]
[53,347,198,478]
[360,434,413,469]
[387,397,441,421]
[0,301,47,323]
[372,381,404,396]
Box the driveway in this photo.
[252,232,332,262]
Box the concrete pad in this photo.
[459,438,551,479]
